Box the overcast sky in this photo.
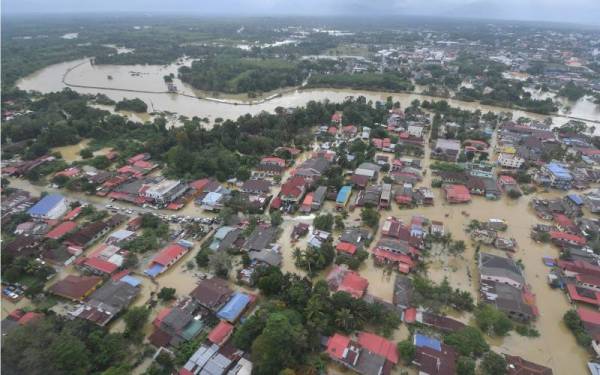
[3,0,600,25]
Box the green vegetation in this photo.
[293,242,335,276]
[157,287,176,301]
[360,207,380,228]
[481,351,507,375]
[558,81,588,101]
[115,98,148,113]
[475,304,513,336]
[179,57,329,95]
[308,71,414,92]
[397,339,416,364]
[444,326,489,357]
[564,309,592,347]
[412,276,475,312]
[2,316,133,374]
[313,214,334,232]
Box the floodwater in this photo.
[17,58,600,130]
[51,139,91,162]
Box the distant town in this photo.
[1,14,600,375]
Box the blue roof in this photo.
[413,334,441,351]
[546,162,572,180]
[217,292,251,322]
[144,263,164,278]
[567,194,584,205]
[336,186,352,204]
[120,275,141,287]
[27,194,65,216]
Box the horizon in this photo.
[3,0,600,26]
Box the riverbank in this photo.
[17,58,600,131]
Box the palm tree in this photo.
[335,308,356,331]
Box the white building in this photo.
[497,153,525,169]
[144,179,188,204]
[407,124,424,138]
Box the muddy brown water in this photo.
[17,58,600,131]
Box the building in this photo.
[217,292,252,323]
[46,221,77,240]
[72,279,140,326]
[336,186,352,209]
[443,184,471,204]
[312,186,328,210]
[498,153,525,169]
[505,354,553,375]
[150,297,204,347]
[432,139,461,161]
[27,194,68,220]
[480,280,537,322]
[479,252,525,289]
[412,334,457,375]
[326,333,395,375]
[207,320,234,346]
[144,179,188,205]
[326,266,369,298]
[243,226,277,252]
[190,277,233,312]
[543,162,573,190]
[49,275,103,301]
[145,243,190,278]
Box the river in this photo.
[16,58,600,131]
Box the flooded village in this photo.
[3,92,600,375]
[3,13,600,375]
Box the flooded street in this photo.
[17,58,600,131]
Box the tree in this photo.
[251,313,308,375]
[158,287,176,301]
[449,240,466,254]
[209,251,232,278]
[123,307,150,340]
[49,333,91,375]
[361,207,380,228]
[481,351,507,375]
[397,339,416,364]
[270,211,283,227]
[444,327,489,357]
[457,356,476,375]
[475,304,513,336]
[257,266,285,296]
[507,189,522,199]
[334,215,345,231]
[196,248,210,267]
[80,148,94,159]
[313,214,334,232]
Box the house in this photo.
[413,334,457,375]
[249,248,283,267]
[209,227,243,252]
[27,194,68,220]
[294,157,331,181]
[217,292,252,323]
[106,229,136,246]
[144,179,188,205]
[243,226,277,252]
[150,297,204,347]
[479,252,525,289]
[480,280,538,322]
[577,307,600,356]
[326,333,394,375]
[483,178,501,200]
[49,275,103,301]
[380,183,392,209]
[189,278,233,312]
[300,192,314,213]
[326,266,369,298]
[553,213,578,234]
[430,221,444,236]
[354,162,381,181]
[336,186,352,209]
[64,220,111,250]
[443,184,471,204]
[145,243,189,278]
[505,354,553,375]
[71,279,140,326]
[413,310,466,332]
[549,231,587,247]
[241,179,271,194]
[566,284,600,307]
[498,153,525,168]
[312,186,328,210]
[207,320,234,346]
[180,343,239,375]
[393,275,413,309]
[498,175,519,192]
[46,221,77,240]
[279,176,307,204]
[431,139,461,161]
[1,310,44,336]
[542,162,573,190]
[357,332,399,364]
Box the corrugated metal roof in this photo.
[27,194,64,216]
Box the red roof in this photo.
[553,213,574,229]
[153,243,187,266]
[499,175,517,185]
[577,307,600,325]
[18,311,43,326]
[357,331,399,364]
[84,257,119,274]
[372,248,415,268]
[261,156,286,167]
[55,167,81,178]
[326,333,351,360]
[207,320,234,345]
[111,269,130,281]
[443,184,471,203]
[328,126,338,135]
[577,274,600,287]
[49,275,102,300]
[63,206,82,221]
[549,231,586,245]
[46,221,77,240]
[566,284,600,306]
[153,307,173,327]
[280,176,306,198]
[270,197,282,209]
[338,271,369,298]
[336,242,357,255]
[190,178,211,192]
[404,307,417,323]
